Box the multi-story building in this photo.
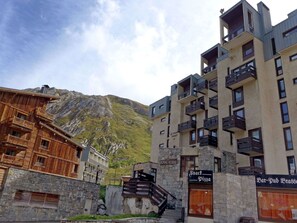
[148,1,297,222]
[78,146,109,184]
[0,86,99,221]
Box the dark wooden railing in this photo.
[178,89,197,100]
[185,101,205,115]
[223,26,244,43]
[203,64,216,74]
[209,78,218,92]
[0,135,29,148]
[8,116,34,131]
[195,80,208,93]
[178,120,196,132]
[122,178,171,216]
[203,116,218,130]
[200,135,218,147]
[209,95,218,109]
[237,137,263,156]
[225,66,257,88]
[222,115,246,132]
[238,166,265,176]
[1,154,24,166]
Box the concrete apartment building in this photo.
[147,0,297,222]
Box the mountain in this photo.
[30,87,152,184]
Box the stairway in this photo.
[160,207,183,223]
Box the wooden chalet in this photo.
[0,87,83,179]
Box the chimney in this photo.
[40,85,50,94]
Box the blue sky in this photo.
[1,0,297,104]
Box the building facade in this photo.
[78,146,109,184]
[148,1,297,222]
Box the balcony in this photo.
[7,116,34,132]
[202,65,217,80]
[225,66,257,90]
[185,101,205,115]
[0,135,29,148]
[178,89,198,104]
[178,120,196,132]
[0,154,24,166]
[203,116,218,130]
[222,115,246,132]
[35,107,53,122]
[195,80,208,94]
[237,137,263,156]
[222,26,254,50]
[200,135,217,147]
[238,166,265,176]
[209,96,218,110]
[208,78,218,92]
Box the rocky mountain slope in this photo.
[31,87,152,183]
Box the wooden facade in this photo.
[0,87,83,179]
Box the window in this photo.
[277,79,286,99]
[283,127,293,150]
[249,128,262,140]
[214,157,221,173]
[14,190,59,208]
[197,128,204,143]
[159,143,164,148]
[35,156,46,167]
[248,11,253,31]
[168,113,171,124]
[190,130,196,145]
[257,190,297,222]
[40,139,49,149]
[242,40,254,60]
[232,87,244,107]
[252,156,265,169]
[180,156,198,177]
[274,57,283,76]
[280,102,290,123]
[283,25,297,37]
[17,112,27,120]
[287,156,296,175]
[5,149,16,156]
[167,126,170,137]
[161,117,166,122]
[271,38,276,55]
[188,187,213,218]
[73,164,79,173]
[234,108,245,118]
[151,106,156,116]
[159,104,164,110]
[289,53,297,61]
[293,77,297,85]
[11,130,21,138]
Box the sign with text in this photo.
[256,174,297,188]
[188,170,213,184]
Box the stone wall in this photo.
[105,185,123,215]
[123,197,158,215]
[0,167,99,221]
[198,147,214,170]
[221,151,236,174]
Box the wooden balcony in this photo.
[200,135,217,147]
[195,80,208,94]
[222,26,254,50]
[209,95,218,109]
[7,116,34,132]
[208,78,218,92]
[203,116,218,130]
[185,101,205,115]
[35,107,53,122]
[0,154,24,166]
[178,120,196,132]
[0,135,29,148]
[225,66,257,90]
[238,166,265,176]
[237,137,263,156]
[222,115,246,133]
[202,65,217,80]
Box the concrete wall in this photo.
[123,197,158,215]
[0,167,99,221]
[105,185,123,215]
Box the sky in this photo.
[1,0,297,105]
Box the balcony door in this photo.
[251,156,265,171]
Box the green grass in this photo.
[68,213,159,220]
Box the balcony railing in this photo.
[35,107,53,122]
[203,64,216,74]
[8,116,34,132]
[195,81,208,94]
[222,115,246,132]
[178,120,196,132]
[238,166,265,176]
[0,135,29,148]
[199,135,217,147]
[203,116,218,130]
[185,101,205,115]
[237,137,263,156]
[209,95,218,109]
[209,78,218,92]
[1,154,24,166]
[225,66,257,89]
[223,26,244,43]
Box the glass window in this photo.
[151,106,156,116]
[40,139,49,149]
[284,127,293,150]
[293,78,297,85]
[280,102,290,123]
[283,25,297,37]
[242,40,254,60]
[160,130,165,135]
[35,156,46,167]
[258,190,297,221]
[275,57,283,76]
[287,156,296,175]
[17,113,27,120]
[232,87,244,107]
[190,130,196,144]
[214,157,221,173]
[197,128,204,143]
[159,104,164,109]
[180,156,198,177]
[161,117,166,122]
[290,53,297,61]
[188,188,213,217]
[11,131,21,138]
[249,128,261,140]
[277,79,286,99]
[234,108,245,118]
[159,143,164,148]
